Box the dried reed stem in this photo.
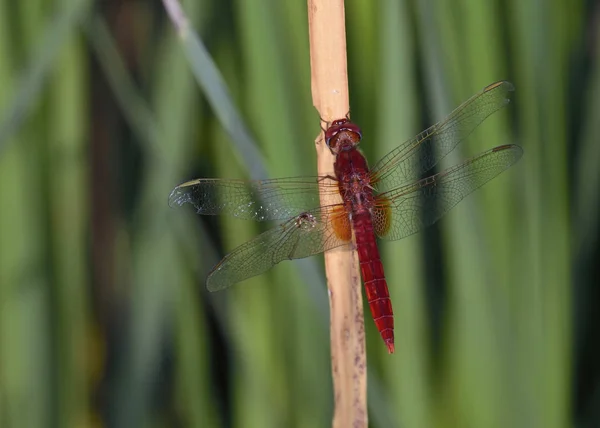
[307,0,367,427]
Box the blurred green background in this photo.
[0,0,598,427]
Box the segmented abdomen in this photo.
[352,211,395,353]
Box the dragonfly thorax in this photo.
[339,173,374,211]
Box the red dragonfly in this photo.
[169,81,523,353]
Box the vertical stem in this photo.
[307,1,367,427]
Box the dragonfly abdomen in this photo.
[353,212,395,353]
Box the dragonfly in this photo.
[169,81,523,353]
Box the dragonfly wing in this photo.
[207,205,352,291]
[169,176,339,221]
[371,81,514,192]
[373,144,523,241]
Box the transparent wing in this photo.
[373,144,523,241]
[371,81,514,192]
[169,176,340,221]
[206,205,352,291]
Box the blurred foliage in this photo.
[0,0,598,427]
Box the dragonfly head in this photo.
[325,119,362,154]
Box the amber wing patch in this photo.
[330,205,352,242]
[373,196,393,238]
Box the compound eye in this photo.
[326,133,337,149]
